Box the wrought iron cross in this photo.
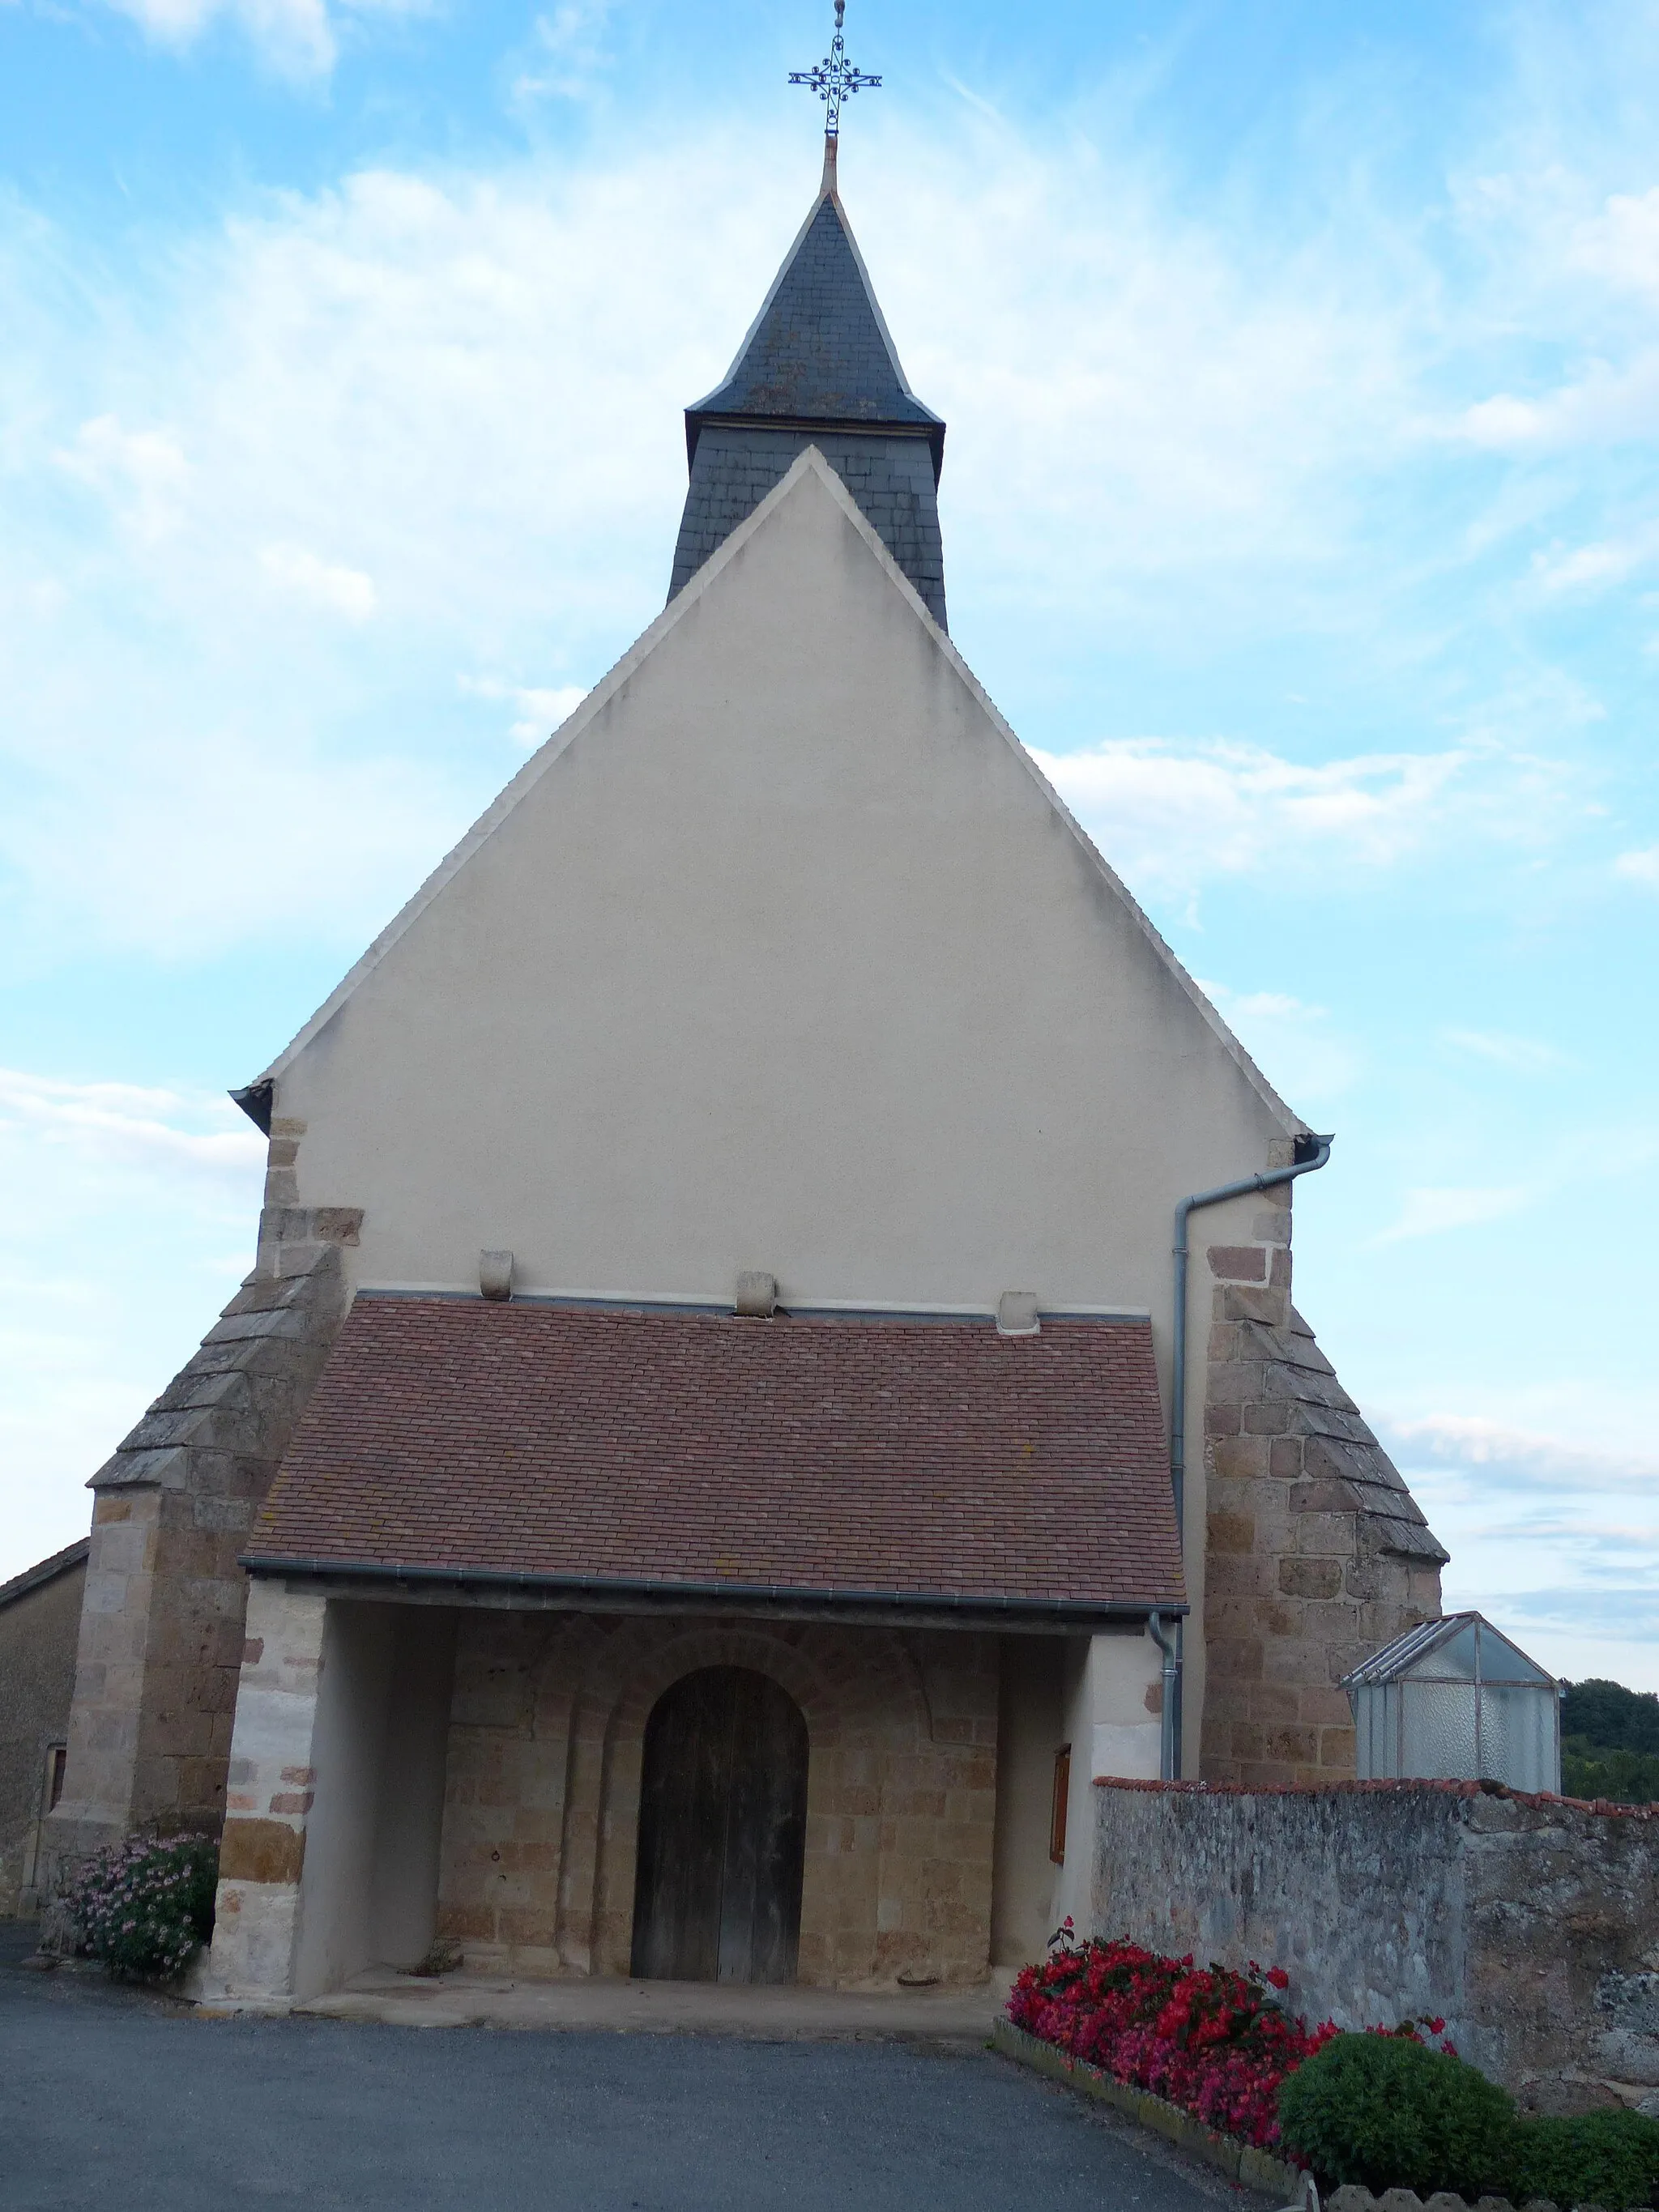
[789,0,881,141]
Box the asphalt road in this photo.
[0,1928,1240,2212]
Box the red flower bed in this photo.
[1006,1924,1339,2151]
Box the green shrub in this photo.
[61,1832,218,1981]
[1276,2031,1514,2196]
[1508,2109,1659,2212]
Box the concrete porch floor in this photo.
[295,1966,1019,2039]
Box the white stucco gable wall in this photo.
[271,449,1303,1322]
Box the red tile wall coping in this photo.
[249,1296,1185,1608]
[1094,1775,1659,1820]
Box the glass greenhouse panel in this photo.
[1341,1613,1560,1792]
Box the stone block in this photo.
[1209,1246,1268,1282]
[1221,1285,1291,1326]
[1210,1436,1270,1481]
[1207,1510,1256,1554]
[1279,1557,1344,1600]
[1317,1726,1356,1771]
[1295,1512,1359,1556]
[1242,1400,1294,1437]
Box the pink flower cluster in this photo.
[1006,1923,1339,2151]
[61,1832,218,1981]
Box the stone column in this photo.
[199,1581,327,2010]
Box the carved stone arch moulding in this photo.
[606,1622,847,1753]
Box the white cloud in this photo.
[0,1068,264,1186]
[0,115,1627,973]
[461,676,590,748]
[1383,1414,1659,1686]
[93,0,407,79]
[1384,1413,1659,1491]
[1529,535,1654,595]
[1196,981,1357,1114]
[0,1066,268,1580]
[58,415,190,542]
[514,2,615,104]
[260,541,378,621]
[1033,735,1569,902]
[1614,846,1659,885]
[1441,1029,1567,1072]
[1572,186,1659,300]
[1203,987,1328,1023]
[1458,393,1550,450]
[1371,1184,1533,1244]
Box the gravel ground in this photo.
[0,1924,1250,2212]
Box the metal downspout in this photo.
[1148,1611,1180,1780]
[1166,1130,1335,1776]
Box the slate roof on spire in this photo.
[670,179,950,625]
[687,188,943,462]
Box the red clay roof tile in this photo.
[249,1297,1183,1609]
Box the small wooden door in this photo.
[630,1665,808,1984]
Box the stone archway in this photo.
[629,1665,808,1984]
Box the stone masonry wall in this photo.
[1092,1779,1659,2115]
[1200,1191,1447,1784]
[0,1545,87,1915]
[438,1609,1000,1988]
[43,1118,356,1890]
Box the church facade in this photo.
[47,144,1445,2007]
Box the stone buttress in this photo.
[43,1122,356,1890]
[1198,1178,1447,1785]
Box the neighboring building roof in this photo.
[687,189,943,454]
[246,1295,1184,1618]
[0,1536,89,1613]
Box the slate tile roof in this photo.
[669,188,950,625]
[1270,1307,1448,1564]
[248,1296,1184,1612]
[692,195,940,430]
[668,424,948,628]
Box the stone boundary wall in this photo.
[1092,1778,1659,2116]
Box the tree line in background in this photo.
[1560,1680,1659,1804]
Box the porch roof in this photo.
[245,1295,1184,1617]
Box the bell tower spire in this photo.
[666,3,948,627]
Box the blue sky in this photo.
[2,0,1657,1686]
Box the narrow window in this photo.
[45,1744,67,1813]
[1049,1744,1071,1865]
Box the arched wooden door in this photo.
[629,1665,808,1984]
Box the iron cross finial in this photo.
[788,0,881,142]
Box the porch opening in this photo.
[629,1665,808,1984]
